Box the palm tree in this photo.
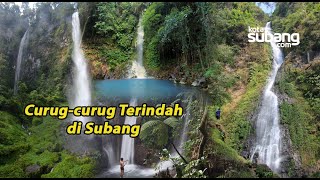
[139,116,188,164]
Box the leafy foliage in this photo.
[272,2,320,54]
[0,111,96,178]
[140,117,179,149]
[221,44,272,151]
[277,64,320,168]
[80,2,145,75]
[182,158,208,178]
[1,2,319,178]
[94,2,142,50]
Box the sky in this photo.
[256,2,276,15]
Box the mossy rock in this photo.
[25,164,51,178]
[25,164,41,178]
[255,164,278,178]
[42,153,96,178]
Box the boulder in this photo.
[179,77,186,84]
[25,164,42,178]
[192,77,206,87]
[191,80,199,86]
[252,152,259,164]
[198,77,206,84]
[169,74,177,81]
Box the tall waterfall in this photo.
[119,15,146,165]
[128,16,146,79]
[120,98,138,164]
[250,22,283,172]
[71,11,91,123]
[14,28,29,95]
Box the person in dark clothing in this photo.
[216,108,221,120]
[120,158,128,178]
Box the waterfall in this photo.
[119,15,146,165]
[178,96,193,153]
[156,94,194,171]
[14,28,29,95]
[120,98,138,164]
[71,11,92,123]
[103,144,116,166]
[128,16,146,79]
[250,22,283,172]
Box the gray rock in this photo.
[192,77,206,87]
[198,77,206,84]
[179,77,186,84]
[169,74,176,81]
[191,80,199,86]
[25,164,41,178]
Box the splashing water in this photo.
[103,145,116,166]
[97,164,156,178]
[120,98,138,164]
[250,22,283,172]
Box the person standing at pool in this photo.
[120,158,128,178]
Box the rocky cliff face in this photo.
[275,64,301,178]
[17,8,73,96]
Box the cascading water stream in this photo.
[70,11,92,124]
[178,96,193,153]
[120,98,138,164]
[63,10,94,158]
[250,22,283,173]
[103,145,116,166]
[100,14,199,177]
[14,28,29,95]
[98,14,157,178]
[127,16,146,79]
[119,15,146,165]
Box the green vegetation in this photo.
[0,2,97,178]
[272,2,320,54]
[271,2,320,175]
[0,112,96,178]
[42,153,95,178]
[0,1,319,178]
[140,117,179,149]
[0,111,29,165]
[81,2,144,77]
[277,65,319,169]
[221,44,272,151]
